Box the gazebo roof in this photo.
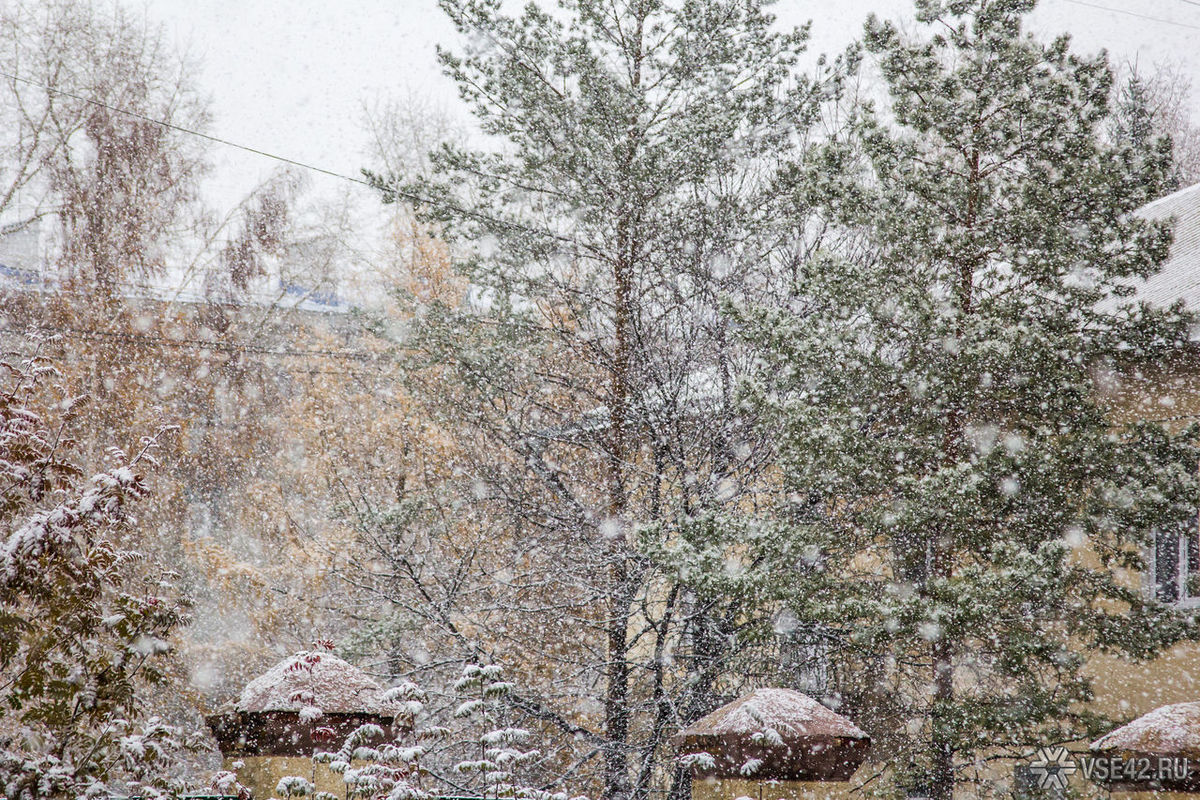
[236,651,386,714]
[676,688,867,741]
[673,688,869,782]
[1091,701,1200,758]
[1088,702,1200,792]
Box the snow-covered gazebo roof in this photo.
[673,688,869,782]
[1089,701,1200,791]
[207,651,394,758]
[1091,701,1200,758]
[236,652,386,714]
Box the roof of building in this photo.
[1129,181,1200,314]
[236,651,387,715]
[1091,701,1200,757]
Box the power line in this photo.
[0,69,579,247]
[0,68,375,190]
[1058,0,1200,31]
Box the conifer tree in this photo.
[730,1,1200,797]
[365,1,850,797]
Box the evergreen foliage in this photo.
[724,1,1200,796]
[364,0,853,797]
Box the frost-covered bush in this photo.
[0,344,193,800]
[452,664,536,800]
[266,659,584,800]
[450,664,580,800]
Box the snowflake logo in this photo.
[1028,746,1077,789]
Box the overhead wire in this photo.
[0,69,579,247]
[1057,0,1200,31]
[0,69,374,189]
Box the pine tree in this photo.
[1110,71,1179,196]
[364,1,851,797]
[731,1,1200,797]
[1109,62,1200,191]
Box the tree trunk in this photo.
[930,640,955,800]
[602,201,635,800]
[601,13,647,798]
[929,144,981,800]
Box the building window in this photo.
[1151,521,1200,607]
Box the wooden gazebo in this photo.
[673,688,870,784]
[206,651,395,798]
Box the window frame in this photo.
[1147,527,1200,609]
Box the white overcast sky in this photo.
[146,0,1200,212]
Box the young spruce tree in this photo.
[732,0,1200,797]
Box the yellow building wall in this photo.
[226,755,347,800]
[1093,355,1200,723]
[1089,644,1200,721]
[1099,354,1200,431]
[690,778,861,800]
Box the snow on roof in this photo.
[1091,701,1200,757]
[236,651,388,715]
[1130,182,1200,315]
[677,688,867,740]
